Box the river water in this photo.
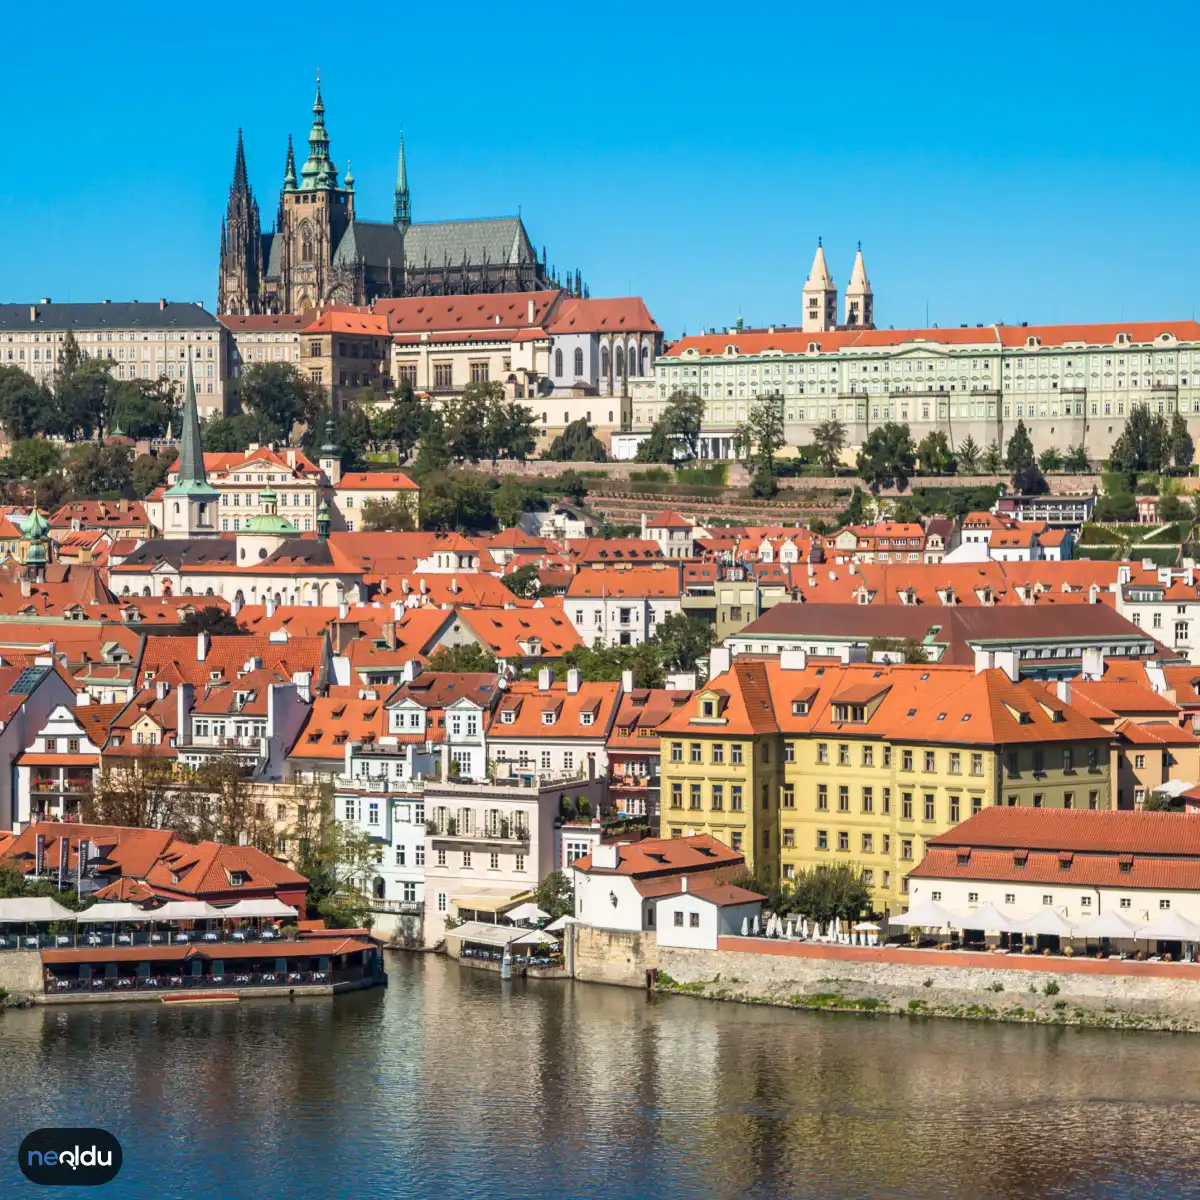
[5,952,1200,1199]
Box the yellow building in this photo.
[658,655,1115,911]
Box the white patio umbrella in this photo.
[505,902,551,925]
[1134,911,1200,942]
[888,899,964,930]
[545,915,578,933]
[1072,910,1138,941]
[800,917,809,939]
[740,916,750,936]
[1008,908,1076,938]
[217,898,298,920]
[853,921,881,932]
[957,903,1017,935]
[752,914,761,936]
[0,896,77,923]
[785,919,794,939]
[74,902,150,923]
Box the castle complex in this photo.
[218,79,569,315]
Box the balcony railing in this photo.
[32,779,92,794]
[369,899,423,915]
[44,967,372,995]
[425,820,530,843]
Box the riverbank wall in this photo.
[568,926,1200,1031]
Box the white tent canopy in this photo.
[505,903,551,925]
[1072,910,1139,940]
[75,902,151,924]
[512,929,559,947]
[149,901,226,922]
[888,900,964,929]
[958,903,1017,934]
[545,915,578,932]
[1008,908,1076,937]
[1134,911,1200,942]
[444,922,540,948]
[216,898,298,919]
[0,897,77,923]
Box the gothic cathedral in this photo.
[218,79,562,315]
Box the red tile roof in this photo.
[573,833,742,876]
[337,472,419,491]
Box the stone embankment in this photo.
[568,927,1200,1032]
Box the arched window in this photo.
[600,346,610,377]
[641,345,649,375]
[300,220,313,263]
[574,348,584,377]
[615,350,624,378]
[554,349,563,377]
[173,502,180,516]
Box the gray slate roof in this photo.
[0,302,220,332]
[403,217,534,267]
[333,221,406,270]
[262,232,281,280]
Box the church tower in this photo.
[802,239,838,333]
[394,132,411,229]
[217,130,263,315]
[163,364,220,540]
[844,242,874,328]
[278,75,356,313]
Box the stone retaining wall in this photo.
[569,924,658,988]
[0,952,44,997]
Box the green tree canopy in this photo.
[239,362,326,440]
[856,422,915,493]
[545,417,607,462]
[1011,460,1049,496]
[7,438,62,481]
[957,435,981,473]
[426,643,498,673]
[916,430,956,475]
[109,377,177,439]
[980,441,1003,474]
[501,563,541,599]
[64,444,133,499]
[637,391,705,463]
[533,870,575,919]
[655,613,716,673]
[370,379,425,462]
[1110,407,1169,476]
[812,418,847,472]
[1170,412,1195,471]
[1004,419,1035,471]
[786,863,872,923]
[179,606,243,636]
[736,396,786,475]
[1062,444,1091,473]
[0,367,54,441]
[361,496,418,532]
[1038,446,1063,472]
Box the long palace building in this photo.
[622,243,1200,461]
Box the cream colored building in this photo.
[0,300,229,418]
[640,317,1200,462]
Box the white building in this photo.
[565,567,683,648]
[656,882,765,951]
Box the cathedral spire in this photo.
[802,237,838,333]
[232,128,248,193]
[283,133,297,190]
[844,241,873,328]
[172,362,208,491]
[301,70,338,189]
[394,131,411,227]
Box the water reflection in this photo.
[1,954,1200,1198]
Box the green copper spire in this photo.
[300,71,339,190]
[344,157,355,190]
[166,361,210,495]
[317,497,331,541]
[283,133,297,190]
[320,415,339,459]
[394,132,410,226]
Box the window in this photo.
[817,784,828,810]
[837,831,849,851]
[949,796,960,823]
[489,852,499,870]
[673,911,684,927]
[882,787,891,815]
[433,362,453,388]
[690,743,702,764]
[1120,897,1131,909]
[923,750,936,772]
[971,752,984,777]
[862,745,874,767]
[781,785,794,809]
[1063,792,1073,810]
[901,839,913,861]
[861,787,873,813]
[730,831,743,851]
[923,794,935,821]
[554,349,563,376]
[1032,749,1045,774]
[838,743,850,766]
[1063,747,1074,771]
[711,743,724,765]
[838,785,849,812]
[1005,893,1015,905]
[670,783,682,809]
[1089,790,1099,810]
[784,742,795,763]
[883,746,892,768]
[731,785,743,811]
[902,792,913,820]
[711,785,724,811]
[949,752,961,775]
[932,891,942,902]
[1042,894,1053,906]
[689,784,702,810]
[68,738,80,754]
[862,833,874,853]
[670,742,682,763]
[731,744,743,765]
[574,347,584,376]
[817,830,828,851]
[437,892,447,913]
[1134,753,1146,770]
[902,749,913,771]
[436,849,447,867]
[817,742,828,764]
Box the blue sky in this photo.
[4,1,1199,338]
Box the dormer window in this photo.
[541,710,556,726]
[229,871,249,886]
[501,709,516,725]
[792,700,810,715]
[580,711,594,726]
[702,699,716,718]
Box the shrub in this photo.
[988,981,1004,993]
[1044,980,1060,996]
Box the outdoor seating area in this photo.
[736,912,882,946]
[445,921,564,969]
[0,896,300,952]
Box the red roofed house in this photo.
[332,470,419,533]
[643,511,695,559]
[908,807,1200,935]
[571,833,747,934]
[565,563,683,647]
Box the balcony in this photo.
[369,899,423,915]
[31,776,93,795]
[426,819,530,846]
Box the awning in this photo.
[512,929,559,947]
[1007,908,1076,937]
[148,901,227,921]
[505,902,550,924]
[545,915,578,932]
[451,890,531,915]
[216,898,298,919]
[958,903,1017,934]
[888,900,964,929]
[75,902,151,924]
[1072,910,1139,940]
[1134,911,1200,942]
[0,897,77,923]
[444,921,532,948]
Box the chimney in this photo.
[538,667,553,691]
[197,631,210,662]
[402,660,421,684]
[1087,583,1099,605]
[681,875,689,893]
[567,668,582,695]
[230,593,242,617]
[74,689,91,706]
[155,680,169,701]
[592,843,618,870]
[708,647,731,679]
[339,601,349,620]
[158,298,166,311]
[1081,647,1105,682]
[780,648,807,671]
[28,305,37,323]
[621,669,634,692]
[1056,678,1072,705]
[381,621,398,651]
[973,648,994,675]
[527,298,535,323]
[266,596,276,618]
[993,649,1019,682]
[293,670,312,703]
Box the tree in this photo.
[1158,491,1193,523]
[414,411,450,474]
[1110,406,1169,476]
[109,377,176,439]
[426,643,498,673]
[202,412,276,452]
[980,441,1003,474]
[292,800,382,929]
[371,379,425,462]
[239,362,325,441]
[84,753,183,831]
[53,357,113,441]
[1094,492,1137,521]
[889,497,921,524]
[1004,419,1035,472]
[418,471,496,532]
[557,470,589,504]
[179,606,242,636]
[1038,446,1063,473]
[1011,461,1049,496]
[0,367,53,441]
[133,452,173,499]
[361,496,417,532]
[856,422,915,494]
[1170,412,1195,472]
[748,468,778,498]
[443,384,495,463]
[867,636,929,664]
[501,563,541,599]
[634,422,675,464]
[838,486,867,527]
[812,418,847,472]
[545,418,606,462]
[788,863,872,923]
[1062,444,1091,473]
[178,756,273,850]
[655,613,716,673]
[533,870,575,920]
[916,430,956,476]
[555,641,664,689]
[638,391,705,463]
[6,438,61,480]
[736,397,786,476]
[492,402,538,462]
[957,435,981,473]
[491,477,535,530]
[64,444,133,499]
